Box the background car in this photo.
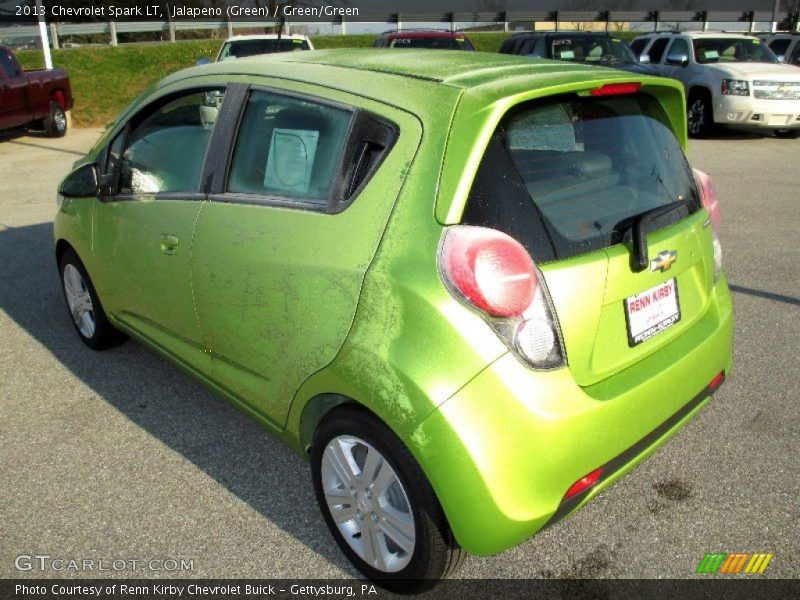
[631,31,800,138]
[499,31,659,76]
[198,34,314,65]
[372,29,475,50]
[0,45,73,137]
[54,49,732,589]
[759,33,800,66]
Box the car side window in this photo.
[227,89,352,205]
[117,89,225,195]
[666,38,690,62]
[791,42,800,65]
[629,38,648,59]
[768,39,790,59]
[647,37,670,63]
[0,51,19,77]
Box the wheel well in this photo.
[688,86,711,102]
[299,394,377,454]
[55,239,74,265]
[50,89,66,110]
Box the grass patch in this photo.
[15,31,639,128]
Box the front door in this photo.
[0,50,29,129]
[93,88,227,370]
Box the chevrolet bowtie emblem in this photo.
[650,250,678,272]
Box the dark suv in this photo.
[499,31,658,76]
[373,29,475,50]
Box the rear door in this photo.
[461,90,712,386]
[190,85,420,426]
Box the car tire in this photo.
[44,101,68,138]
[775,129,800,139]
[311,406,466,592]
[687,91,714,138]
[59,249,127,350]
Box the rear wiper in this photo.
[611,200,686,272]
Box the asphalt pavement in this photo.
[0,126,797,580]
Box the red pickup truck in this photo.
[0,45,73,137]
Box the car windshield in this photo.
[550,37,637,64]
[463,93,698,261]
[389,36,474,50]
[218,38,310,60]
[693,38,778,64]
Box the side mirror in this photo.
[196,56,212,66]
[666,54,689,67]
[59,163,99,198]
[639,54,650,64]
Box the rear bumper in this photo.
[713,95,800,129]
[412,278,733,555]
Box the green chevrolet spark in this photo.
[55,50,732,588]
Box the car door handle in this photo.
[160,234,179,255]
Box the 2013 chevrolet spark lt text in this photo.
[54,50,733,590]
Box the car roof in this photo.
[223,34,309,41]
[381,30,467,39]
[181,48,631,87]
[509,31,610,37]
[165,49,674,121]
[637,31,761,39]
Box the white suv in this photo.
[759,33,800,66]
[631,32,800,138]
[215,34,314,62]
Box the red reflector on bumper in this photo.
[709,372,725,392]
[564,466,604,500]
[590,82,642,96]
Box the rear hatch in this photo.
[461,90,713,386]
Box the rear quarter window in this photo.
[462,93,698,262]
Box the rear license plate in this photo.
[624,278,681,346]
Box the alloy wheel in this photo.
[321,435,416,573]
[63,263,95,338]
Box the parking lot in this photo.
[0,126,798,579]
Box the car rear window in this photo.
[462,93,698,262]
[219,38,310,60]
[389,36,473,50]
[548,36,636,64]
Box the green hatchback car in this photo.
[55,50,733,588]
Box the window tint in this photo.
[767,38,790,59]
[647,38,669,63]
[629,38,648,58]
[388,36,471,50]
[462,94,697,261]
[0,51,18,77]
[219,38,309,60]
[666,38,690,61]
[227,90,352,204]
[118,90,224,195]
[499,37,518,54]
[692,38,778,64]
[790,42,800,65]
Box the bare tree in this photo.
[605,0,637,32]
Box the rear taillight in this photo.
[439,226,565,369]
[693,168,721,229]
[693,169,723,282]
